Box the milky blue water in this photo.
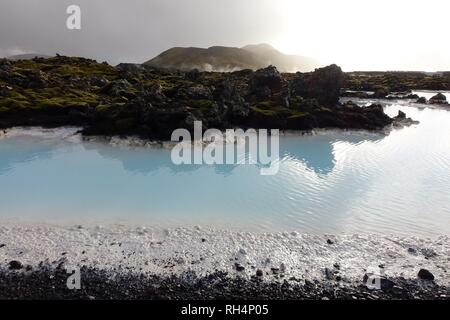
[1,93,450,236]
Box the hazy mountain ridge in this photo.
[145,44,321,72]
[6,53,52,60]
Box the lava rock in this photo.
[271,268,280,275]
[396,110,406,119]
[373,88,388,99]
[249,65,283,95]
[420,248,437,259]
[8,260,23,270]
[393,111,419,127]
[418,269,435,281]
[429,93,447,104]
[235,263,245,272]
[416,97,427,104]
[324,268,334,280]
[291,64,344,106]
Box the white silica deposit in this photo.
[0,223,448,285]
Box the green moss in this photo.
[256,101,275,109]
[95,103,126,116]
[8,91,27,100]
[0,98,31,109]
[319,107,332,112]
[144,76,192,91]
[17,87,100,110]
[250,106,281,116]
[193,99,215,110]
[95,104,114,113]
[250,100,290,116]
[12,60,43,70]
[288,111,309,119]
[65,89,99,105]
[35,98,66,109]
[250,106,274,116]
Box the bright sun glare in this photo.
[272,0,450,71]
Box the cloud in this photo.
[0,0,283,65]
[0,0,449,71]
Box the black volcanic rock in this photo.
[345,71,450,92]
[0,57,396,138]
[418,269,435,281]
[249,65,284,99]
[1,266,449,300]
[429,93,447,104]
[9,261,23,270]
[291,64,344,107]
[416,97,427,104]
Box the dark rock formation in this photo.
[345,71,450,92]
[418,269,435,281]
[291,64,344,106]
[373,88,388,99]
[234,263,245,272]
[1,266,448,300]
[416,97,427,104]
[0,57,396,138]
[249,65,284,98]
[393,110,419,128]
[429,93,448,104]
[8,260,23,270]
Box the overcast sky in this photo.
[0,0,449,71]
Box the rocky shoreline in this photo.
[0,267,448,300]
[1,56,404,139]
[1,224,449,300]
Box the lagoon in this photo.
[1,97,450,237]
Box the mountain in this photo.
[241,44,319,72]
[7,53,52,60]
[144,44,321,72]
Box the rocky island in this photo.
[0,56,402,138]
[343,71,450,104]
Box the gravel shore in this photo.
[1,223,449,300]
[0,267,448,300]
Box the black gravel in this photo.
[0,266,449,300]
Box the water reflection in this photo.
[82,132,385,177]
[0,137,56,175]
[279,133,383,175]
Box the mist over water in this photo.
[1,96,450,236]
